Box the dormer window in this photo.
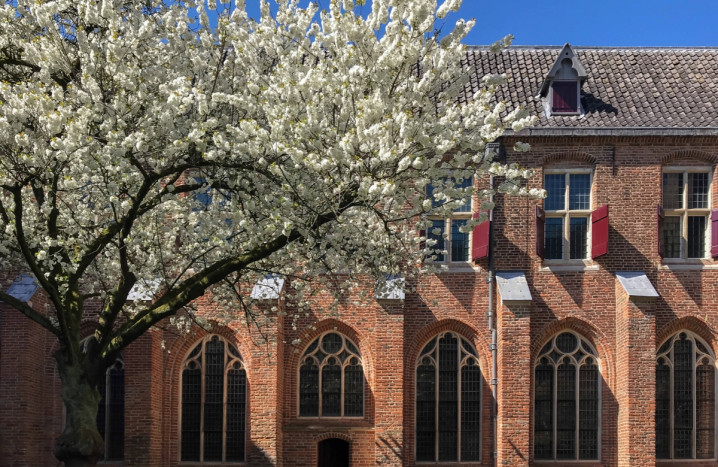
[551,80,579,114]
[539,43,587,117]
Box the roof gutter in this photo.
[504,127,718,137]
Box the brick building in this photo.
[2,44,718,466]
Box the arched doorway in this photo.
[317,438,350,467]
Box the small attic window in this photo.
[552,81,579,113]
[550,57,580,114]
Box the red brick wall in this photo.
[1,135,718,466]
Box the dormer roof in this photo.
[538,43,587,98]
[461,45,718,134]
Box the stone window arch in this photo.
[534,331,600,460]
[180,335,246,462]
[656,331,716,459]
[298,331,364,417]
[415,331,481,462]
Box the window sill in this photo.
[534,461,601,466]
[659,259,718,270]
[538,260,599,273]
[423,262,481,273]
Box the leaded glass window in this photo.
[426,177,473,262]
[534,332,599,460]
[299,332,364,417]
[656,331,716,459]
[543,171,592,260]
[661,170,711,259]
[96,355,124,460]
[181,335,246,462]
[415,332,481,462]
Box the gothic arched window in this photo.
[656,331,716,459]
[298,332,364,417]
[534,331,599,460]
[181,335,246,462]
[415,332,481,462]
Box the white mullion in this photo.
[435,346,440,462]
[564,173,571,259]
[553,362,558,459]
[670,344,675,459]
[457,346,462,462]
[222,343,228,463]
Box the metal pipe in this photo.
[487,173,498,465]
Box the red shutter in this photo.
[536,205,545,259]
[472,211,490,260]
[657,205,665,257]
[591,204,609,258]
[552,81,578,113]
[711,209,718,258]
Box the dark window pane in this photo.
[416,362,436,462]
[545,174,566,211]
[322,362,342,416]
[181,367,202,462]
[688,173,709,209]
[656,360,671,459]
[662,216,681,258]
[687,216,706,258]
[344,364,364,417]
[545,218,563,259]
[204,338,225,462]
[569,174,591,210]
[106,364,124,460]
[556,361,576,459]
[663,173,684,209]
[438,334,458,462]
[461,364,481,461]
[454,177,473,213]
[429,219,445,262]
[451,219,469,262]
[534,362,554,459]
[299,360,319,416]
[579,362,598,459]
[570,217,589,259]
[321,332,342,354]
[226,367,246,462]
[673,336,693,459]
[696,363,715,459]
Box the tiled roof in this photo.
[464,45,718,133]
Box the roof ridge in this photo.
[467,44,718,51]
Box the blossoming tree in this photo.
[0,0,535,464]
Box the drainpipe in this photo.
[487,173,498,465]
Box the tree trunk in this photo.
[54,351,104,467]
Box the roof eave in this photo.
[504,127,718,137]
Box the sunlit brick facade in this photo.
[2,44,718,466]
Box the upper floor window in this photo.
[660,169,711,259]
[542,171,592,260]
[299,332,364,417]
[416,332,481,463]
[426,177,473,263]
[656,331,716,460]
[535,332,600,460]
[181,335,246,463]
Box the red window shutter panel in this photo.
[552,81,578,113]
[591,204,609,258]
[472,211,490,260]
[657,205,665,258]
[536,205,546,259]
[711,209,718,257]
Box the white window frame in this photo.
[662,166,712,261]
[656,331,718,460]
[534,331,602,461]
[426,178,474,264]
[543,169,593,263]
[296,331,365,419]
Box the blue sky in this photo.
[234,0,717,47]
